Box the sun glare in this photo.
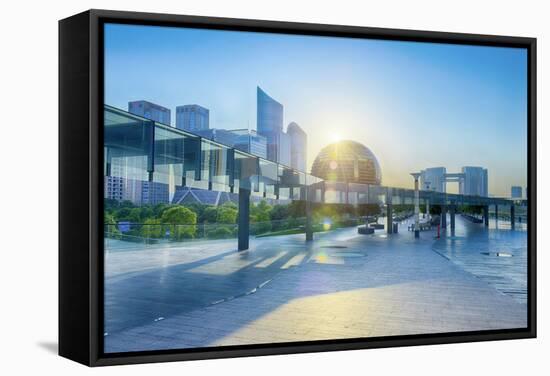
[329,132,342,143]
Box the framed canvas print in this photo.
[59,9,536,366]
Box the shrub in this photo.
[206,226,234,239]
[161,206,197,240]
[140,218,163,239]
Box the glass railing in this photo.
[103,216,368,247]
[104,104,522,207]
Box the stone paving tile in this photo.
[104,218,527,353]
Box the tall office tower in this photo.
[459,166,488,197]
[104,176,169,206]
[287,122,307,171]
[232,130,268,159]
[279,131,291,167]
[194,128,268,159]
[420,167,447,192]
[176,104,210,132]
[257,86,283,162]
[194,128,238,146]
[511,186,523,199]
[128,100,171,125]
[104,176,125,202]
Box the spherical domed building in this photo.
[311,140,382,185]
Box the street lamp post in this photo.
[411,173,421,239]
[425,181,431,218]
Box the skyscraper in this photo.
[194,128,268,160]
[128,100,171,125]
[257,86,283,162]
[511,186,523,199]
[420,167,447,192]
[287,122,307,171]
[459,166,488,197]
[232,130,268,159]
[176,104,210,132]
[279,131,291,167]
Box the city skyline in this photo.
[104,23,527,196]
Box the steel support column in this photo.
[411,173,420,238]
[483,205,489,227]
[386,203,393,234]
[450,204,456,235]
[510,205,515,229]
[305,197,313,241]
[441,204,447,228]
[238,188,250,251]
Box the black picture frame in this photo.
[59,9,537,367]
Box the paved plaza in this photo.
[104,217,527,353]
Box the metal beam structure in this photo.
[450,204,456,235]
[410,173,421,239]
[238,188,250,251]
[483,205,489,227]
[305,198,313,241]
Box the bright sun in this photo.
[329,132,342,143]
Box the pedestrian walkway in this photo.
[104,217,527,353]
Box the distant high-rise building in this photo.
[104,176,169,205]
[194,128,237,146]
[257,87,283,162]
[420,167,447,193]
[232,130,268,159]
[460,166,488,197]
[176,104,209,132]
[195,128,268,160]
[128,100,171,125]
[287,122,307,171]
[511,186,523,199]
[279,131,291,167]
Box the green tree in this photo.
[270,204,289,221]
[161,206,197,240]
[127,207,142,223]
[250,200,272,234]
[288,200,306,218]
[140,218,163,239]
[217,206,237,224]
[139,207,154,222]
[104,212,120,238]
[185,203,207,222]
[119,200,135,208]
[203,206,218,223]
[152,203,169,218]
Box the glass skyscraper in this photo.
[128,100,171,125]
[176,104,210,132]
[257,86,284,163]
[511,186,523,199]
[287,122,307,172]
[460,166,488,197]
[420,167,447,193]
[194,128,268,160]
[232,130,268,159]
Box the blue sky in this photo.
[104,23,527,196]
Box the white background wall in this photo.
[0,0,547,374]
